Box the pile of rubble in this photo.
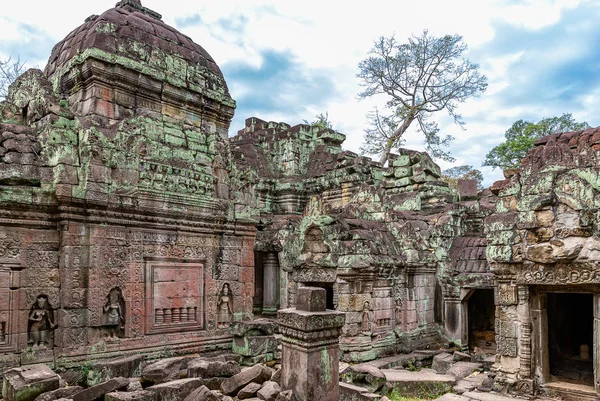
[1,354,293,401]
[340,348,497,400]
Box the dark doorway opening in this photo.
[468,289,495,352]
[303,282,334,309]
[547,293,593,386]
[253,252,264,314]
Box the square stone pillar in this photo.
[278,287,345,401]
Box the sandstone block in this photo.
[141,357,190,385]
[238,382,262,399]
[105,390,158,401]
[2,364,60,401]
[187,358,240,379]
[221,364,272,395]
[182,385,219,401]
[296,286,326,312]
[33,386,82,401]
[274,390,294,401]
[431,353,454,374]
[341,364,386,392]
[146,378,203,401]
[71,377,129,401]
[87,355,145,386]
[233,336,278,357]
[257,381,280,401]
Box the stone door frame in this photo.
[530,286,599,394]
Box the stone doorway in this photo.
[547,292,594,386]
[253,252,280,316]
[467,289,495,352]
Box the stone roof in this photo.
[448,236,488,274]
[534,126,600,149]
[45,0,229,95]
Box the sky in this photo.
[2,0,600,186]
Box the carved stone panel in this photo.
[145,261,204,334]
[496,284,518,306]
[0,265,20,352]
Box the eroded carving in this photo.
[217,283,233,329]
[27,294,56,349]
[103,287,126,339]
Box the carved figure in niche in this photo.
[361,300,374,335]
[27,294,56,348]
[217,283,233,329]
[395,299,403,327]
[103,287,126,338]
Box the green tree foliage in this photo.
[303,112,333,130]
[357,30,487,165]
[441,165,483,193]
[0,56,26,100]
[483,113,590,170]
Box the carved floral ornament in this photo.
[517,263,600,284]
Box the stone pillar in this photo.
[278,286,345,401]
[262,252,279,315]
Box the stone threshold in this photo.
[544,381,598,401]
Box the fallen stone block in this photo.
[146,378,203,401]
[341,364,386,392]
[33,386,82,401]
[87,355,145,386]
[257,381,280,401]
[233,336,278,357]
[434,393,470,401]
[238,382,262,399]
[231,320,276,337]
[462,391,520,401]
[431,352,454,374]
[482,355,496,370]
[203,377,224,391]
[2,364,60,401]
[187,358,240,379]
[382,368,454,398]
[447,362,482,380]
[141,357,190,385]
[453,352,471,362]
[453,371,488,394]
[105,390,158,401]
[221,364,272,395]
[182,385,219,401]
[71,377,129,401]
[271,368,281,385]
[275,390,294,401]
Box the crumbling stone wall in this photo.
[0,0,254,371]
[231,119,496,361]
[486,127,600,396]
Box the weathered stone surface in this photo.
[382,369,454,397]
[182,385,219,401]
[146,378,203,401]
[452,352,471,362]
[71,377,129,401]
[447,362,482,380]
[232,336,278,357]
[274,390,294,401]
[230,320,276,337]
[105,390,158,401]
[257,381,280,401]
[221,365,272,395]
[340,364,386,392]
[2,364,60,401]
[453,371,488,394]
[33,386,82,401]
[431,352,454,374]
[187,358,241,379]
[238,382,262,399]
[87,355,145,386]
[296,287,327,312]
[141,357,189,385]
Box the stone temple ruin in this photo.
[1,1,600,400]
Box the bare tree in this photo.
[358,30,487,165]
[0,56,27,100]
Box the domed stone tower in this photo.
[0,0,255,368]
[45,0,235,137]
